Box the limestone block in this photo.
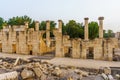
[101,73,108,80]
[71,39,80,58]
[108,75,113,80]
[52,67,62,76]
[115,74,120,80]
[0,71,18,80]
[14,57,20,66]
[81,48,87,59]
[21,69,35,79]
[55,36,64,57]
[80,70,89,77]
[103,67,111,75]
[32,67,42,77]
[94,47,103,60]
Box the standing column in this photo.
[25,22,29,28]
[98,17,104,38]
[35,21,39,31]
[46,20,50,47]
[58,20,62,33]
[84,18,89,41]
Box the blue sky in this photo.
[0,0,120,32]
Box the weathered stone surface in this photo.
[32,67,42,77]
[101,73,108,80]
[0,57,119,80]
[21,69,35,79]
[108,74,114,80]
[115,74,120,80]
[0,71,18,80]
[14,57,20,66]
[41,74,47,80]
[52,67,62,76]
[0,17,119,61]
[79,70,89,77]
[103,67,111,75]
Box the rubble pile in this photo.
[0,57,119,80]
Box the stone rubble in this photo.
[0,57,119,80]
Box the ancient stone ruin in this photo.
[0,57,118,80]
[0,17,118,61]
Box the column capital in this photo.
[98,17,104,20]
[46,20,50,23]
[35,21,39,23]
[58,20,62,22]
[24,21,29,25]
[24,21,29,28]
[84,17,89,20]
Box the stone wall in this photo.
[0,17,118,61]
[53,17,118,61]
[0,22,55,56]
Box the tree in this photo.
[103,29,114,38]
[103,30,108,38]
[107,29,114,38]
[29,21,35,28]
[62,22,66,35]
[40,21,56,37]
[40,21,46,30]
[0,17,4,29]
[88,21,99,39]
[64,20,84,38]
[7,15,33,27]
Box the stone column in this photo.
[98,17,104,38]
[58,20,62,33]
[25,22,29,28]
[84,18,89,41]
[46,20,50,47]
[35,21,39,31]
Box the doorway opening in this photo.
[0,43,2,52]
[28,45,32,55]
[12,44,16,53]
[87,47,94,59]
[30,50,32,55]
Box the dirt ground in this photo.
[44,57,120,69]
[0,52,120,69]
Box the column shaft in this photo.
[84,18,89,41]
[58,20,62,33]
[35,21,39,31]
[98,17,104,38]
[46,21,50,47]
